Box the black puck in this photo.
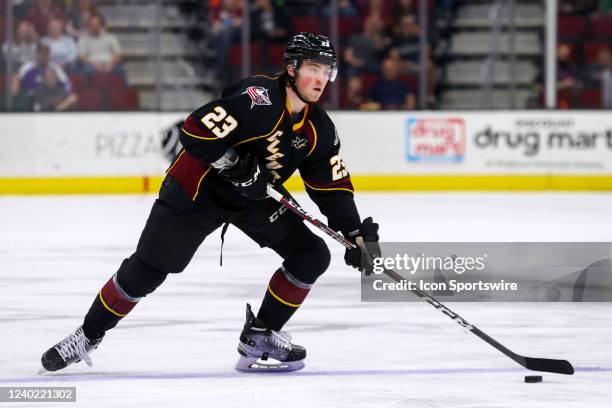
[524,375,543,383]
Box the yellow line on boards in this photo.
[285,175,612,192]
[1,174,612,194]
[0,176,164,195]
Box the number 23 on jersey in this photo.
[330,155,348,181]
[201,106,238,138]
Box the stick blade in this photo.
[524,357,574,375]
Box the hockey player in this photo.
[40,32,380,373]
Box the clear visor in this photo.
[298,62,338,82]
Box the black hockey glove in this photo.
[344,217,381,275]
[219,153,273,200]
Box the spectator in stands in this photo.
[9,74,34,111]
[389,13,436,99]
[42,18,78,69]
[557,43,580,91]
[32,67,78,111]
[367,57,415,110]
[250,0,291,44]
[211,0,243,43]
[361,0,393,26]
[582,47,612,86]
[26,0,64,37]
[2,20,38,69]
[342,75,367,109]
[66,0,99,38]
[343,14,390,76]
[18,42,72,97]
[394,0,417,21]
[78,13,126,81]
[390,14,420,72]
[210,0,243,81]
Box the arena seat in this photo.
[91,73,125,90]
[339,16,360,40]
[360,73,379,94]
[108,88,139,110]
[267,44,286,66]
[558,15,586,39]
[292,16,321,34]
[399,74,418,92]
[579,87,602,109]
[228,43,262,67]
[76,89,104,110]
[0,16,5,43]
[583,42,610,64]
[591,16,612,39]
[69,74,88,91]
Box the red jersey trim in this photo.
[182,115,217,140]
[167,150,211,201]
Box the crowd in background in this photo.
[1,0,125,111]
[2,0,612,111]
[209,0,449,110]
[557,0,612,108]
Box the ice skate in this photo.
[235,304,306,372]
[39,326,104,373]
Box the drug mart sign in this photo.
[405,117,466,162]
[405,112,612,174]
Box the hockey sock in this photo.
[257,267,312,331]
[82,255,168,340]
[82,274,141,340]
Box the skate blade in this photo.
[235,356,305,373]
[37,368,48,375]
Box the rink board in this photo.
[1,111,612,193]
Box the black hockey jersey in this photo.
[168,75,360,234]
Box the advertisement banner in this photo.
[331,111,612,175]
[0,111,612,184]
[0,113,184,176]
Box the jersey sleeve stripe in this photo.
[167,150,212,201]
[303,179,354,194]
[181,127,218,140]
[192,167,212,201]
[165,150,186,174]
[181,115,217,140]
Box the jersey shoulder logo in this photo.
[243,86,272,109]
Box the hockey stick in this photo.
[266,185,574,375]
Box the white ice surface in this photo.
[1,192,611,407]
